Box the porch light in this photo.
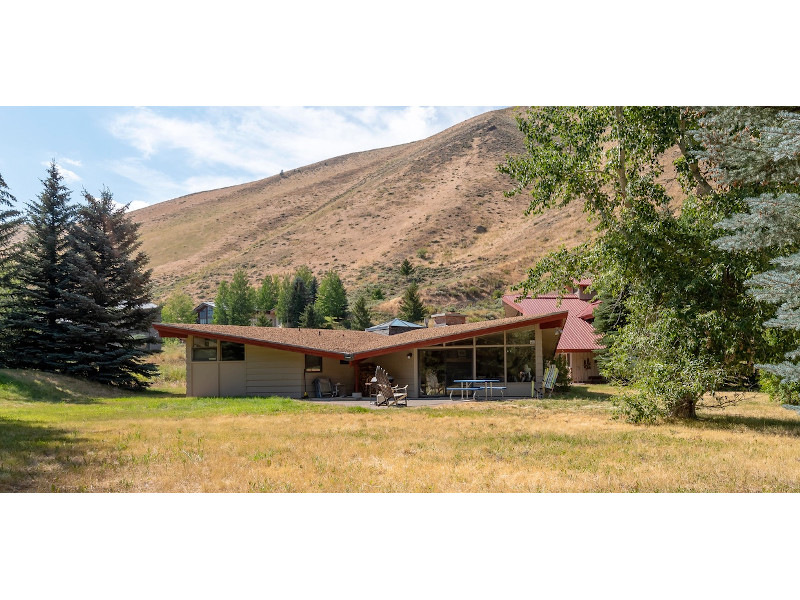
[406,352,412,359]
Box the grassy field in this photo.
[1,365,800,492]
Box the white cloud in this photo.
[43,161,82,184]
[106,106,500,204]
[60,157,83,167]
[111,198,150,212]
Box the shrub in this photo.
[760,371,800,405]
[612,392,662,424]
[416,248,429,259]
[550,354,572,392]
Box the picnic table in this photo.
[447,379,506,401]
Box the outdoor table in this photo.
[448,379,503,400]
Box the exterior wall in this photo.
[303,356,356,397]
[245,346,304,397]
[562,351,600,383]
[541,328,559,364]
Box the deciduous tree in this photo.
[161,291,196,324]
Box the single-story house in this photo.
[154,311,568,398]
[502,281,603,383]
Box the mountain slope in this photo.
[134,107,682,310]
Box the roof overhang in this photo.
[154,311,568,361]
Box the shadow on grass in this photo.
[556,385,616,403]
[0,373,99,404]
[0,417,89,492]
[691,412,800,437]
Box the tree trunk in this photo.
[671,396,697,419]
[677,116,714,197]
[614,106,629,207]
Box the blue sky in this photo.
[0,107,501,212]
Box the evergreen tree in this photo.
[58,188,158,386]
[350,294,374,330]
[286,276,309,328]
[299,303,321,328]
[704,107,800,384]
[275,274,292,325]
[162,291,196,324]
[212,281,231,324]
[399,258,413,277]
[228,268,255,326]
[398,283,426,322]
[315,270,348,325]
[1,162,77,370]
[0,172,23,289]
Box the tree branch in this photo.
[678,116,714,197]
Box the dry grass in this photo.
[2,369,799,492]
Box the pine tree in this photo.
[212,281,231,324]
[58,188,159,386]
[705,108,800,383]
[228,268,255,326]
[315,270,348,325]
[0,172,23,289]
[398,283,426,322]
[299,303,321,328]
[161,291,196,324]
[350,294,374,330]
[286,276,309,328]
[1,162,77,370]
[399,258,413,277]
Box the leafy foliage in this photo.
[212,281,230,324]
[228,269,255,326]
[499,107,770,419]
[161,291,196,324]
[315,270,348,326]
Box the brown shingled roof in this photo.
[154,312,568,361]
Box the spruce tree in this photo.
[705,108,800,383]
[59,188,159,386]
[398,283,426,322]
[286,276,309,328]
[2,162,76,370]
[399,258,413,277]
[350,294,374,330]
[0,172,23,289]
[299,303,321,328]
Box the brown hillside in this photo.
[134,107,683,311]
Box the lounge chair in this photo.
[313,377,341,398]
[372,366,408,406]
[534,364,558,398]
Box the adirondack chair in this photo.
[372,366,408,406]
[313,377,341,398]
[534,364,559,398]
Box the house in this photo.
[365,318,426,335]
[502,280,603,383]
[154,311,568,398]
[193,301,215,324]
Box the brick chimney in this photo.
[431,312,467,327]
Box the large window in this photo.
[192,337,218,361]
[220,341,245,361]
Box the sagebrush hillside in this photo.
[134,107,683,310]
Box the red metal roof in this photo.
[502,294,603,352]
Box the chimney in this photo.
[431,312,467,327]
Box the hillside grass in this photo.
[1,369,799,492]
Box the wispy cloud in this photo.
[44,160,82,184]
[60,157,83,167]
[106,106,497,203]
